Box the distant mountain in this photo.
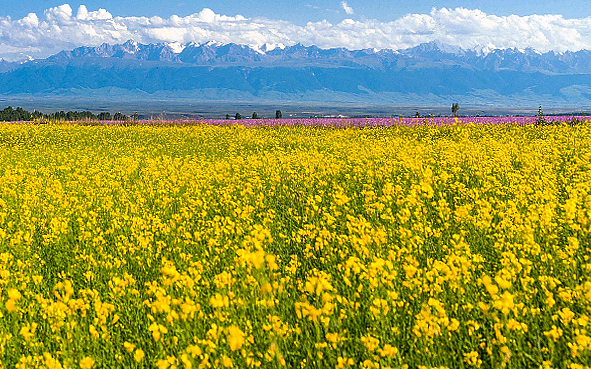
[179,41,263,65]
[2,41,591,106]
[49,40,180,62]
[45,40,591,73]
[0,59,18,73]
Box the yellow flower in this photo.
[32,275,43,285]
[558,308,575,325]
[156,359,169,369]
[481,275,498,296]
[148,322,168,341]
[19,323,38,341]
[124,341,136,353]
[134,349,145,363]
[5,299,16,312]
[378,344,399,357]
[209,293,229,308]
[448,319,460,331]
[8,289,22,300]
[227,325,245,351]
[79,357,95,369]
[180,353,192,369]
[463,351,481,367]
[494,275,512,289]
[361,334,380,351]
[493,291,515,315]
[89,325,99,339]
[222,356,233,368]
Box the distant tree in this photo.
[226,114,231,120]
[0,107,107,122]
[451,103,460,117]
[415,112,421,118]
[133,112,139,121]
[97,112,112,121]
[235,113,242,120]
[275,110,282,119]
[32,110,44,120]
[252,112,259,119]
[535,105,547,126]
[113,112,127,121]
[0,106,34,122]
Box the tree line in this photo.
[0,106,138,122]
[226,110,283,120]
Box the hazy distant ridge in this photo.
[2,41,591,106]
[41,41,591,73]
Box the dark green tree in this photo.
[536,105,547,125]
[235,113,242,120]
[252,112,259,119]
[275,110,282,119]
[113,112,127,121]
[97,112,112,121]
[451,103,460,117]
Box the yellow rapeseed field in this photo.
[0,122,590,368]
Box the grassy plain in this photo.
[0,122,590,368]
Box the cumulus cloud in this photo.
[341,2,354,15]
[1,4,591,61]
[76,5,113,21]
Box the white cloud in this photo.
[1,4,591,61]
[76,5,113,21]
[341,2,354,15]
[43,4,73,22]
[18,13,39,28]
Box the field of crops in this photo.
[0,118,590,368]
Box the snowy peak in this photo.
[50,41,180,62]
[3,40,591,107]
[37,40,591,73]
[179,42,262,64]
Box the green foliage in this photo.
[0,106,33,121]
[535,105,548,126]
[97,112,112,121]
[113,112,128,121]
[0,106,134,122]
[451,102,460,117]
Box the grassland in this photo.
[0,121,590,368]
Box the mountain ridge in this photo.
[38,40,591,74]
[2,41,591,107]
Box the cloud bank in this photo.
[1,4,591,61]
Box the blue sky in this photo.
[1,0,587,25]
[1,1,590,61]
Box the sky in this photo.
[1,0,590,61]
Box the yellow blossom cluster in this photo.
[0,121,590,368]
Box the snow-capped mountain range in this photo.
[33,40,591,73]
[1,41,591,106]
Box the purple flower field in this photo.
[196,115,589,127]
[2,115,589,126]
